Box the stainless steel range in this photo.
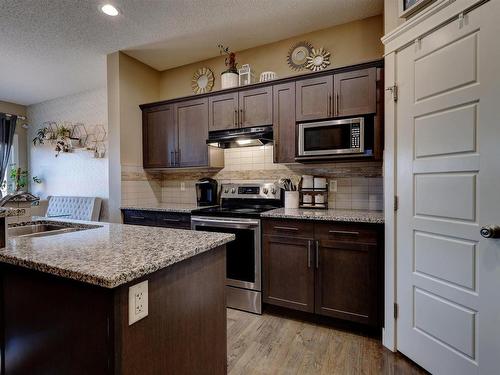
[191,183,281,314]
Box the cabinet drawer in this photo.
[122,210,158,226]
[263,219,314,238]
[314,222,378,245]
[156,212,191,229]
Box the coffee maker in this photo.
[196,178,218,206]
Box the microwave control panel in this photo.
[351,124,361,149]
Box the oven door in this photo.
[191,216,261,291]
[298,117,364,157]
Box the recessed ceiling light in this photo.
[101,4,120,16]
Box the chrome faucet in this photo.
[0,191,40,207]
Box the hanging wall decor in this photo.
[191,67,215,94]
[306,47,331,72]
[287,41,313,71]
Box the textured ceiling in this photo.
[0,0,382,106]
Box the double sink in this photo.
[8,222,100,239]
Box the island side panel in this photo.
[113,245,227,375]
[0,265,114,375]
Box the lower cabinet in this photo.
[262,219,383,326]
[121,209,191,229]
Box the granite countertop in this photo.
[261,208,384,224]
[0,207,26,217]
[0,219,234,288]
[121,203,213,213]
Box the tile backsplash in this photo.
[122,145,384,211]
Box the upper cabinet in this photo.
[273,82,296,163]
[142,104,176,168]
[208,92,239,131]
[296,76,333,122]
[175,98,209,167]
[333,68,377,117]
[238,86,273,128]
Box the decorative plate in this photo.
[287,41,313,71]
[306,47,331,72]
[191,67,215,94]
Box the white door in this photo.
[396,2,500,374]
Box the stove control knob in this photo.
[262,188,269,194]
[224,188,229,193]
[231,188,236,194]
[271,187,276,195]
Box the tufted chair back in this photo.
[46,196,102,221]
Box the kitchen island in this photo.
[0,219,234,375]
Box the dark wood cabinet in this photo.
[122,209,191,229]
[142,104,176,168]
[175,98,209,167]
[262,218,383,326]
[273,82,296,163]
[238,86,273,127]
[296,75,333,121]
[263,236,314,312]
[208,92,239,131]
[333,67,377,117]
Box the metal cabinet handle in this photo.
[315,240,319,269]
[234,109,238,126]
[162,218,181,222]
[336,93,340,116]
[481,225,500,238]
[328,94,332,117]
[130,216,145,220]
[329,230,360,236]
[307,240,312,268]
[240,109,244,126]
[273,226,299,232]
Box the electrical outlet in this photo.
[180,182,186,191]
[329,180,338,192]
[129,280,148,325]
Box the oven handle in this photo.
[191,217,260,228]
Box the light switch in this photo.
[129,280,148,325]
[329,180,337,192]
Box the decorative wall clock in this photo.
[287,41,313,71]
[191,67,215,94]
[306,47,331,72]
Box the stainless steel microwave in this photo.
[297,117,365,158]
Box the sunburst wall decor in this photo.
[191,67,215,94]
[287,41,313,71]
[306,47,331,72]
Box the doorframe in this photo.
[380,0,487,352]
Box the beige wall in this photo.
[384,0,404,35]
[0,101,28,170]
[107,52,160,222]
[159,15,383,100]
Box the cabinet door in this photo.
[333,68,376,117]
[314,238,379,325]
[296,75,333,121]
[273,82,296,163]
[262,235,315,312]
[142,105,177,168]
[175,98,209,167]
[208,92,239,131]
[238,86,273,128]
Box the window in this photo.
[1,134,19,196]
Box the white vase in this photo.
[284,191,299,209]
[221,72,239,89]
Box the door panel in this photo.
[396,5,500,374]
[143,105,176,168]
[175,98,208,167]
[238,86,273,128]
[273,82,296,163]
[262,235,314,312]
[333,68,376,117]
[296,75,333,121]
[208,93,238,131]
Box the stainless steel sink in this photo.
[8,223,81,238]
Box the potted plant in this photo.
[218,44,239,89]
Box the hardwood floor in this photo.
[227,308,427,375]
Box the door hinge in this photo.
[394,196,399,212]
[385,84,398,102]
[394,303,399,319]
